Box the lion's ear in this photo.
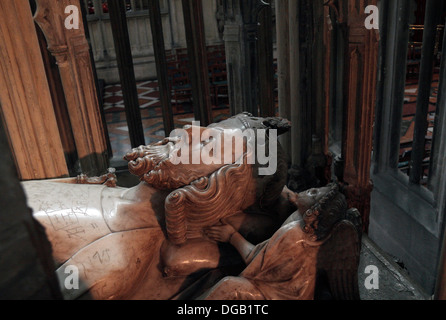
[262,117,291,136]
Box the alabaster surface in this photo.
[24,113,361,300]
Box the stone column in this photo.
[257,5,275,117]
[334,0,379,231]
[305,0,329,186]
[35,0,109,176]
[275,0,291,154]
[288,0,302,167]
[0,0,69,180]
[182,0,213,126]
[222,0,259,116]
[286,0,331,191]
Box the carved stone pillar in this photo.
[222,1,254,116]
[35,25,78,176]
[221,0,273,116]
[302,0,329,186]
[287,0,330,191]
[182,0,213,126]
[0,0,69,180]
[275,0,291,154]
[256,5,275,117]
[34,0,109,176]
[329,0,379,232]
[288,0,302,167]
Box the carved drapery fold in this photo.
[34,0,109,176]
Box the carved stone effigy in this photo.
[23,113,362,300]
[199,183,362,300]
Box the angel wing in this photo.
[316,208,362,300]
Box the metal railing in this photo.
[373,0,446,229]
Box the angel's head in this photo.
[296,183,348,241]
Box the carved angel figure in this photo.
[200,183,362,300]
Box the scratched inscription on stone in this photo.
[92,249,111,265]
[22,182,105,242]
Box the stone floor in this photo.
[359,236,430,300]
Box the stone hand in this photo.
[205,224,237,243]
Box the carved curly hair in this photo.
[161,140,288,245]
[302,183,350,241]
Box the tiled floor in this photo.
[103,80,231,160]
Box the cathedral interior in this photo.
[1,0,446,302]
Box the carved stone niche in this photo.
[324,0,379,232]
[34,0,109,176]
[23,113,362,300]
[0,0,69,180]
